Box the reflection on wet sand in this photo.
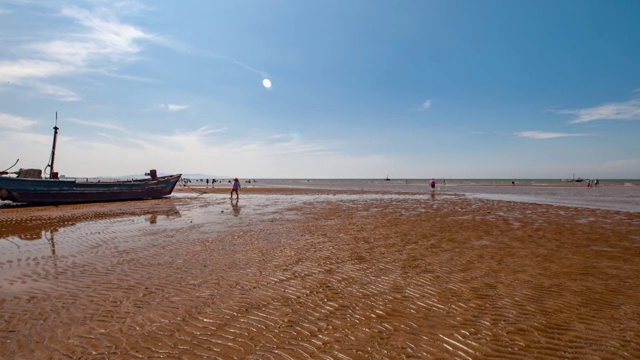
[231,198,241,216]
[0,191,639,358]
[0,199,181,259]
[0,199,181,241]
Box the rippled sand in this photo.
[1,189,639,359]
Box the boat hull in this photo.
[0,174,182,204]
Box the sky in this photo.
[1,0,639,179]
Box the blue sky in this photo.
[1,0,639,179]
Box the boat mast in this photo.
[47,112,60,179]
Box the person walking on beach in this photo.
[231,177,241,199]
[429,178,437,191]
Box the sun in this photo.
[262,78,272,89]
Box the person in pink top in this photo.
[231,177,241,199]
[429,178,437,191]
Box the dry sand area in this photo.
[1,188,639,359]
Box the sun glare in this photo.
[262,78,272,89]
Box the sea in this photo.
[246,178,640,213]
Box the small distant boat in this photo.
[385,174,391,181]
[0,114,181,204]
[560,173,584,183]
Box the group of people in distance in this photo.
[587,179,600,188]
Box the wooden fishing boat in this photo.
[0,173,182,204]
[0,114,181,204]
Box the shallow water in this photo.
[255,179,640,212]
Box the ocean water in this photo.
[251,178,640,213]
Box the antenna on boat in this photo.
[44,112,60,179]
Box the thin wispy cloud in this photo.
[186,125,227,136]
[67,118,129,134]
[270,134,290,140]
[206,52,268,78]
[163,43,271,85]
[155,126,226,150]
[32,82,81,102]
[556,98,640,123]
[272,142,333,155]
[259,132,332,154]
[159,103,190,112]
[0,112,38,129]
[0,2,165,98]
[0,60,76,83]
[419,99,432,111]
[514,131,591,139]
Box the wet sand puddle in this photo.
[0,191,639,359]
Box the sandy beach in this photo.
[1,187,639,359]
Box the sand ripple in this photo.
[1,193,639,358]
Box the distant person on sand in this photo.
[512,181,515,186]
[429,178,437,191]
[231,177,241,199]
[595,179,599,187]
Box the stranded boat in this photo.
[0,114,181,204]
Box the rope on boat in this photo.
[1,159,19,172]
[182,182,208,197]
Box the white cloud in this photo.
[514,131,591,139]
[151,128,220,151]
[557,98,640,123]
[67,118,129,133]
[110,1,154,15]
[0,112,38,129]
[0,117,343,177]
[0,2,165,97]
[0,60,77,82]
[34,6,164,65]
[159,103,190,112]
[419,99,432,111]
[32,82,81,101]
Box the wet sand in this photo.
[1,188,639,359]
